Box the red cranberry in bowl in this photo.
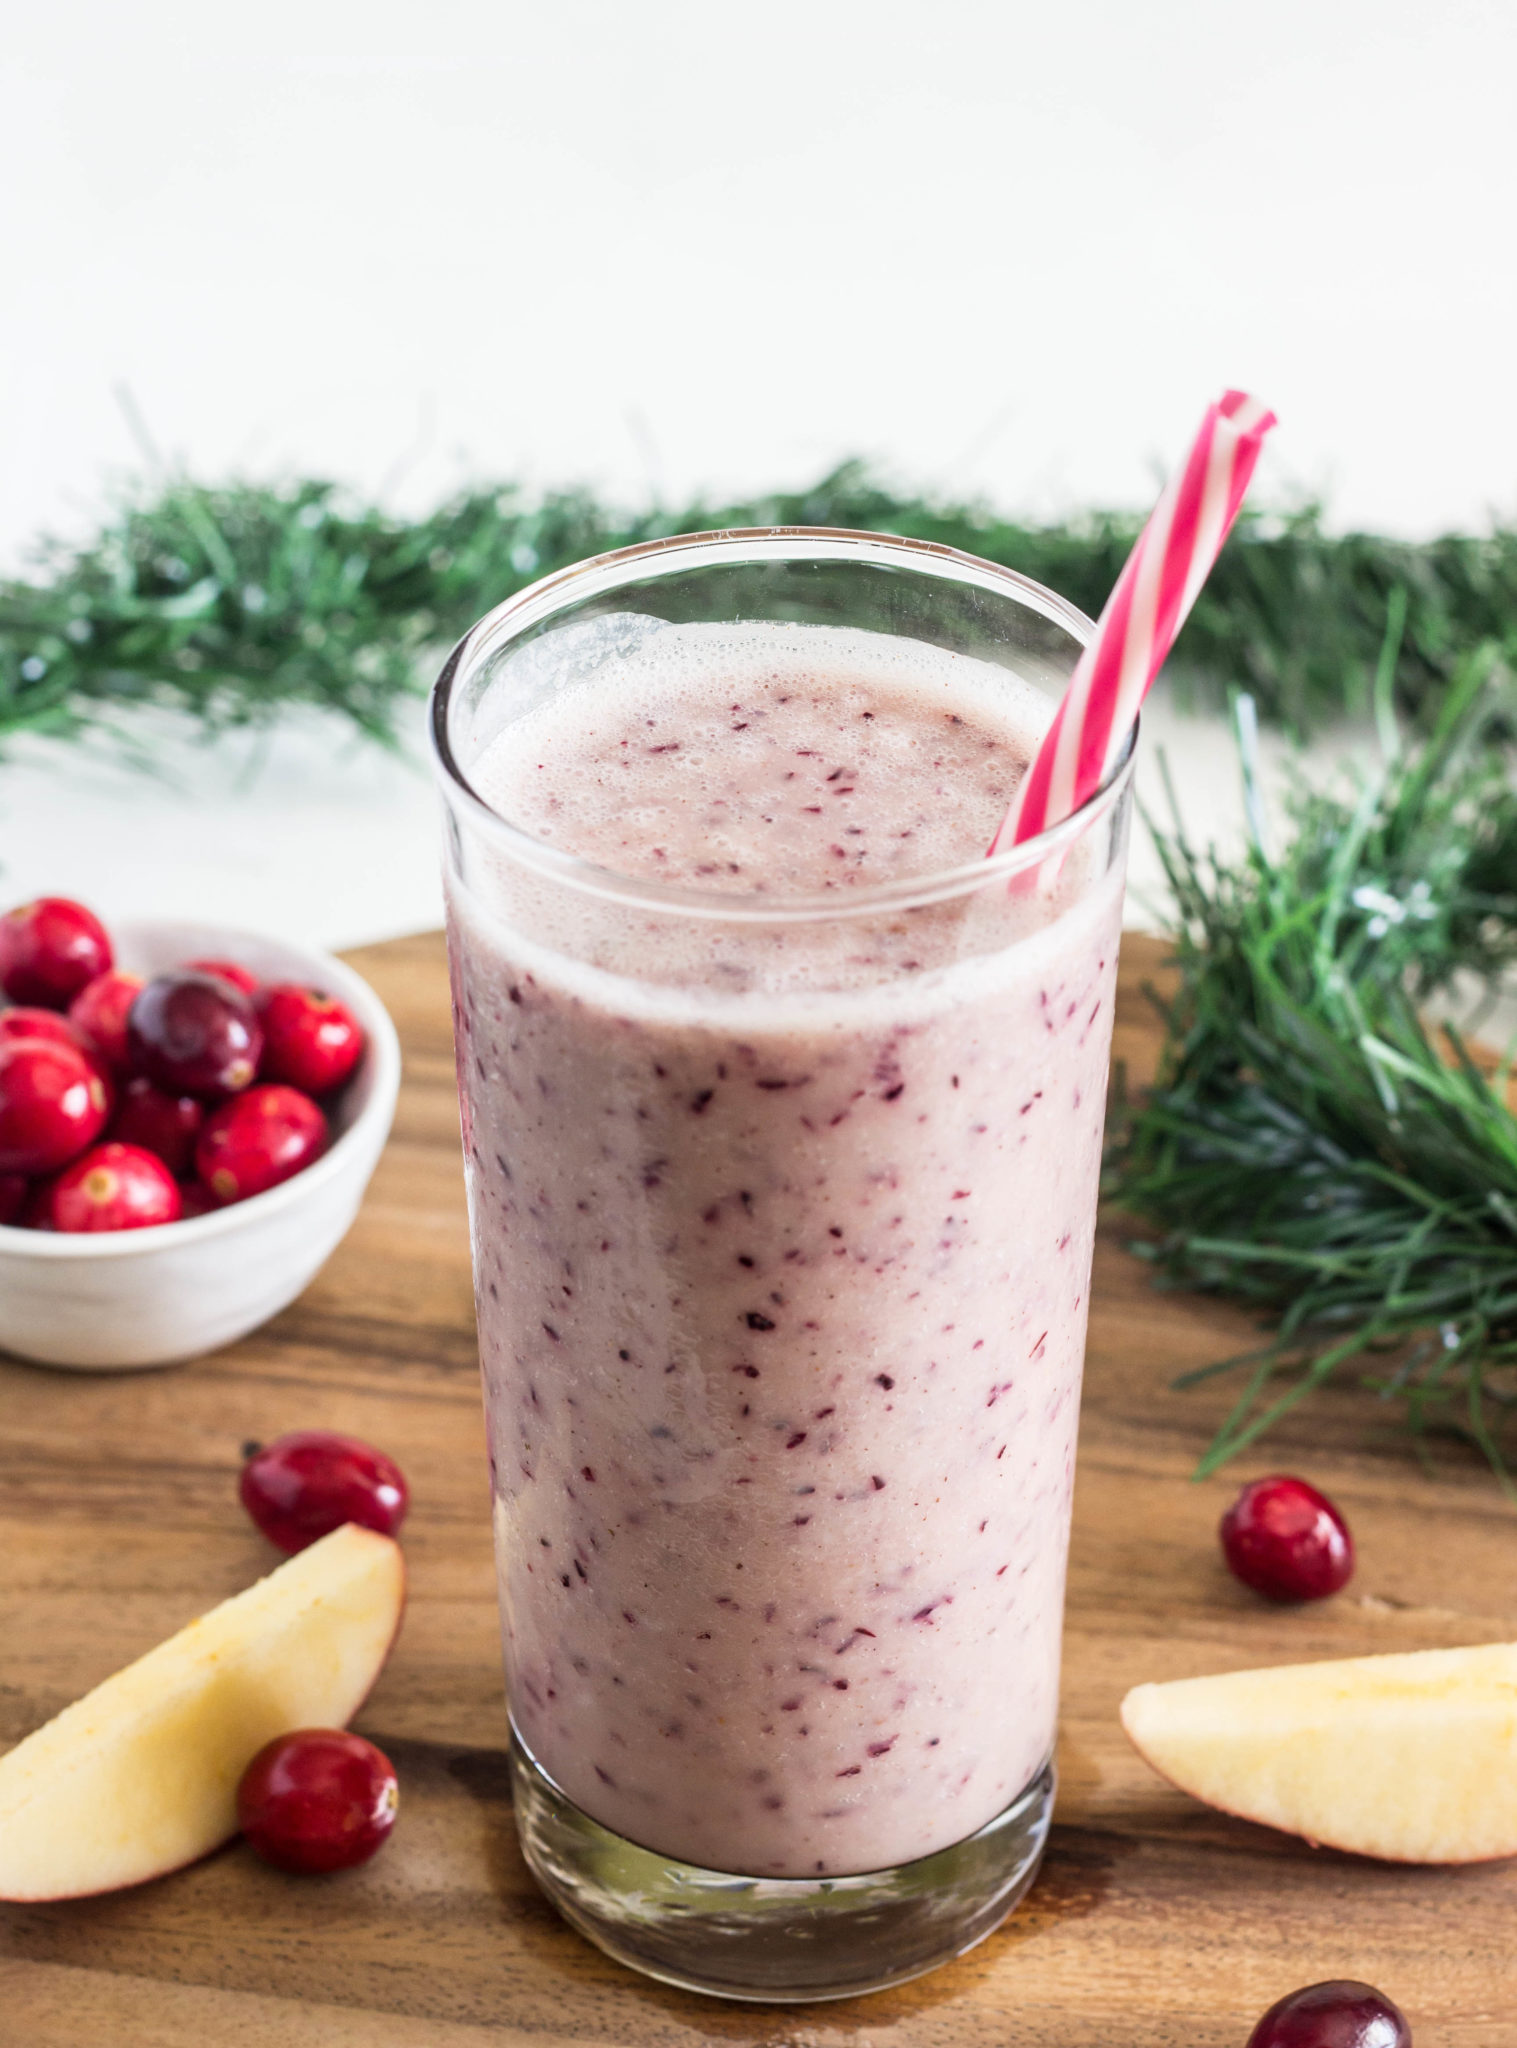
[0,1172,27,1225]
[1220,1475,1355,1603]
[0,1037,110,1175]
[109,1075,205,1179]
[67,970,145,1074]
[257,984,365,1096]
[237,1728,398,1874]
[49,1142,182,1232]
[196,1084,326,1204]
[186,957,261,998]
[0,897,113,1008]
[241,1430,409,1552]
[128,971,263,1098]
[0,1007,85,1052]
[1246,1979,1411,2048]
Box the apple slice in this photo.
[0,1522,404,1900]
[1121,1639,1517,1863]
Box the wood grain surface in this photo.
[2,930,1513,2047]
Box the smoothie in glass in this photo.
[433,534,1134,1999]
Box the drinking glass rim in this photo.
[428,526,1136,926]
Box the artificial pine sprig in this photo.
[1108,638,1517,1480]
[4,464,1517,753]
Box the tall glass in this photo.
[430,530,1134,2001]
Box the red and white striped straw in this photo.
[987,389,1277,854]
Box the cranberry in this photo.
[237,1728,398,1875]
[67,970,145,1073]
[0,1173,27,1225]
[0,1007,84,1051]
[109,1075,205,1178]
[1221,1475,1355,1603]
[257,984,365,1096]
[240,1430,409,1552]
[186,957,261,998]
[49,1142,182,1232]
[127,971,263,1098]
[178,1178,217,1219]
[0,1037,110,1174]
[0,898,113,1008]
[1247,1980,1411,2048]
[197,1084,326,1203]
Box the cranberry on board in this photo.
[241,1430,409,1553]
[196,1084,326,1204]
[0,898,113,1009]
[127,971,263,1098]
[109,1075,205,1179]
[0,1007,85,1052]
[1246,1979,1411,2048]
[256,984,364,1096]
[237,1728,398,1875]
[67,970,144,1074]
[0,1037,110,1175]
[0,1173,26,1225]
[186,957,261,998]
[49,1143,182,1233]
[1220,1475,1355,1603]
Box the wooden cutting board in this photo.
[1,929,1512,2047]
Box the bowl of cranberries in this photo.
[0,898,401,1370]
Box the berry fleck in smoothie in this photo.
[445,621,1125,1877]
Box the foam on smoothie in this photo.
[465,619,1068,1000]
[473,623,1053,871]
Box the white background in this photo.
[2,0,1515,947]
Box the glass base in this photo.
[509,1723,1055,2002]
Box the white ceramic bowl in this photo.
[0,921,401,1371]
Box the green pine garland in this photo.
[4,462,1517,751]
[1109,640,1517,1481]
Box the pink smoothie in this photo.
[445,622,1124,1878]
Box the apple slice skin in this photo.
[0,1523,405,1902]
[1122,1640,1517,1865]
